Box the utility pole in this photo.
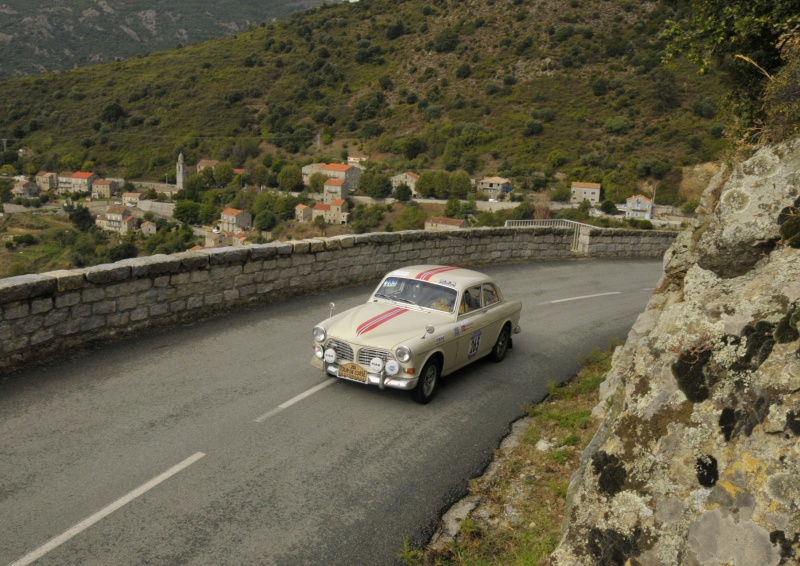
[1,139,7,152]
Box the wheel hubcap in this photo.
[423,366,437,396]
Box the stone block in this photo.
[31,327,55,346]
[82,287,107,303]
[92,300,117,316]
[149,303,169,317]
[106,312,130,327]
[43,309,69,327]
[0,273,56,303]
[3,302,30,320]
[84,263,131,284]
[205,293,223,306]
[118,295,138,311]
[125,255,182,278]
[43,269,87,292]
[205,247,250,266]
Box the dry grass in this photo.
[416,341,621,566]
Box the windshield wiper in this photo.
[375,293,415,305]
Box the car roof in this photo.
[383,265,492,290]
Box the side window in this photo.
[482,283,499,306]
[459,285,483,314]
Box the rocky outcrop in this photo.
[552,140,800,565]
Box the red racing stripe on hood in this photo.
[356,307,408,336]
[415,266,459,281]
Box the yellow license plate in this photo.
[338,363,368,383]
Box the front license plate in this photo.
[338,363,368,383]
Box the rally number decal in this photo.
[468,330,482,359]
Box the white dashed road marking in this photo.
[254,378,338,422]
[10,452,206,566]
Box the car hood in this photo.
[327,301,450,348]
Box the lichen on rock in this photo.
[552,139,800,566]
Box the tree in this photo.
[309,173,327,193]
[67,204,96,232]
[100,102,126,123]
[277,164,303,192]
[215,162,234,186]
[255,211,278,231]
[109,242,138,262]
[313,214,326,236]
[394,202,428,230]
[394,183,412,202]
[663,0,799,134]
[252,164,270,188]
[173,200,201,224]
[359,171,392,199]
[600,200,620,215]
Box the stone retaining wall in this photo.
[0,227,675,371]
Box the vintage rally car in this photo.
[312,265,522,404]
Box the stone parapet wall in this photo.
[0,226,675,371]
[581,227,678,258]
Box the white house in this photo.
[477,176,512,199]
[390,172,419,196]
[625,194,653,219]
[570,181,602,205]
[219,208,252,233]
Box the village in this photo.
[5,151,670,254]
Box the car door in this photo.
[477,282,505,356]
[454,285,487,367]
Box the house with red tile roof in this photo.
[323,178,345,203]
[301,162,361,193]
[219,208,252,233]
[310,199,349,225]
[625,195,653,220]
[71,171,98,193]
[96,205,135,234]
[295,203,312,223]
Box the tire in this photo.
[411,358,440,404]
[489,325,511,362]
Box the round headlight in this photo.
[313,326,326,343]
[385,359,400,375]
[395,345,412,363]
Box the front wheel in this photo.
[489,325,511,362]
[411,358,440,404]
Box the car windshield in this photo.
[373,277,458,313]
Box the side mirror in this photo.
[421,324,435,339]
[329,302,335,318]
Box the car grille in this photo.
[326,339,354,363]
[358,347,394,367]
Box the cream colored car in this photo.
[312,265,522,404]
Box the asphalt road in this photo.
[0,259,663,566]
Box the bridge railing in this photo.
[503,219,597,251]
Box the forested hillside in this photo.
[0,0,728,205]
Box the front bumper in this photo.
[311,357,418,391]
